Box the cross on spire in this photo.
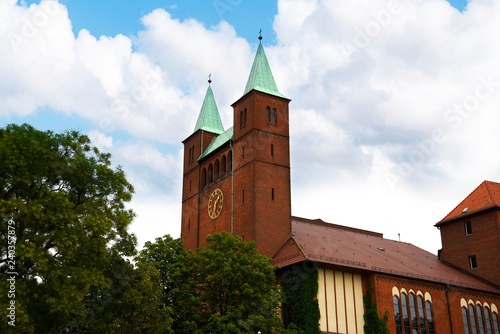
[208,73,212,84]
[259,29,263,40]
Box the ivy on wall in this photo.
[280,261,321,334]
[363,286,390,334]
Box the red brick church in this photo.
[180,37,500,334]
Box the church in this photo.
[180,36,500,334]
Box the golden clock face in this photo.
[208,188,223,219]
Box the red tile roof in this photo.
[436,181,500,225]
[273,217,499,294]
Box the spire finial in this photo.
[258,29,262,41]
[208,73,212,84]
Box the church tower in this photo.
[181,37,292,258]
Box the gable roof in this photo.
[436,181,500,226]
[193,84,225,135]
[242,42,287,99]
[273,217,499,293]
[198,127,233,161]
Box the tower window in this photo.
[228,150,233,172]
[272,108,277,123]
[240,110,243,128]
[266,106,271,122]
[208,164,213,184]
[242,146,245,159]
[221,155,226,176]
[469,255,477,269]
[214,160,220,180]
[271,144,274,157]
[465,221,472,236]
[242,190,245,203]
[244,108,247,125]
[272,188,275,201]
[188,219,190,232]
[188,147,192,162]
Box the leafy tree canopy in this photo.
[141,232,290,334]
[0,124,138,332]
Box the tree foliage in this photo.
[0,124,141,332]
[76,259,173,334]
[136,235,185,331]
[140,232,288,333]
[363,286,390,334]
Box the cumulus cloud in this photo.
[1,0,499,252]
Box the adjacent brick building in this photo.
[180,38,500,333]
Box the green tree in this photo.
[176,232,286,334]
[136,235,185,331]
[363,286,390,334]
[0,124,138,332]
[76,258,173,334]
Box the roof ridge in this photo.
[484,180,498,206]
[436,180,500,225]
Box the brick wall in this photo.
[439,209,500,286]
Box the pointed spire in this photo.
[193,76,225,134]
[242,32,287,99]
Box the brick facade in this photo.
[438,208,500,287]
[181,88,292,258]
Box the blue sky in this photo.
[2,0,498,253]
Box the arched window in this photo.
[426,301,435,334]
[470,304,479,334]
[464,307,472,334]
[192,145,195,161]
[214,160,220,180]
[240,110,243,127]
[271,144,274,157]
[492,312,499,334]
[266,106,271,122]
[417,296,427,334]
[188,147,191,162]
[409,293,418,333]
[484,307,492,334]
[477,304,486,334]
[272,107,277,123]
[221,155,226,176]
[401,293,410,334]
[393,290,434,334]
[242,146,245,159]
[227,150,233,172]
[208,164,213,184]
[394,295,403,334]
[201,168,207,188]
[244,108,247,125]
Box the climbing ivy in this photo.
[280,261,321,334]
[363,286,390,334]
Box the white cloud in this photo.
[1,0,500,254]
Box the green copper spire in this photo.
[193,77,225,134]
[242,36,287,99]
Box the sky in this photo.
[1,0,499,255]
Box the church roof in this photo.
[273,217,500,294]
[436,180,500,226]
[242,42,287,99]
[198,127,233,160]
[193,84,225,135]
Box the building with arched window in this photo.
[180,37,500,333]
